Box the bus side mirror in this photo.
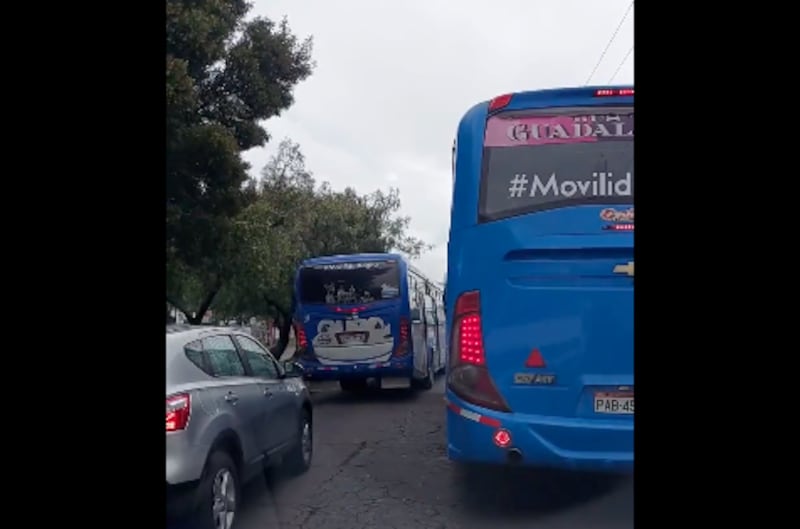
[410,308,421,322]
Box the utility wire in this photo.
[584,1,634,85]
[608,45,633,83]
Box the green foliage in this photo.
[166,0,314,322]
[213,139,430,337]
[164,1,429,329]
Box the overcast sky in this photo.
[243,0,634,282]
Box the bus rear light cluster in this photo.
[392,317,410,357]
[489,87,632,115]
[294,320,308,349]
[488,93,513,112]
[594,88,634,97]
[447,291,511,413]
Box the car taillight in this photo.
[393,317,410,357]
[166,394,190,432]
[447,291,511,412]
[294,321,308,349]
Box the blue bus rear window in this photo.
[479,106,633,222]
[298,261,400,305]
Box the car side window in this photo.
[184,339,210,375]
[235,335,279,379]
[202,335,246,377]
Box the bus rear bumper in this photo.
[301,361,413,381]
[445,394,633,474]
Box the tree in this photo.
[166,0,315,323]
[217,139,430,354]
[216,138,316,348]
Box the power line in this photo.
[608,45,633,83]
[584,1,634,85]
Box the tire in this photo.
[284,408,313,475]
[339,379,367,392]
[191,450,241,529]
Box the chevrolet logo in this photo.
[613,261,634,277]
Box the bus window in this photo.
[297,261,400,305]
[480,108,633,222]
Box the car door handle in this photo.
[224,392,239,404]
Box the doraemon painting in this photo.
[311,315,394,365]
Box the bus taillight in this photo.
[488,93,513,112]
[594,88,634,97]
[393,317,410,357]
[447,291,511,413]
[294,320,308,349]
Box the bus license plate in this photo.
[338,332,367,345]
[594,393,634,414]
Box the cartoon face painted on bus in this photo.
[310,316,395,364]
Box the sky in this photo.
[243,0,634,282]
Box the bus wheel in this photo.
[340,379,367,392]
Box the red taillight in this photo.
[334,306,367,314]
[166,394,190,432]
[594,88,634,97]
[393,317,410,357]
[455,290,480,315]
[492,429,512,448]
[488,93,513,112]
[294,321,308,349]
[447,291,511,413]
[458,314,484,365]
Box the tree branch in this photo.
[192,276,223,324]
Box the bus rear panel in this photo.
[445,87,633,473]
[293,255,413,384]
[293,253,446,390]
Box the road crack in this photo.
[339,440,367,468]
[295,441,368,527]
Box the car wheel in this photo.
[192,450,240,529]
[284,409,313,475]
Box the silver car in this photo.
[166,325,313,529]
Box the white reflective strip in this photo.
[460,409,482,422]
[445,398,483,424]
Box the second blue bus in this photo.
[445,86,634,473]
[293,253,446,391]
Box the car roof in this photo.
[165,325,261,389]
[166,324,240,336]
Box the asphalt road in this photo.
[235,376,633,529]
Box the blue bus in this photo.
[293,253,446,391]
[445,86,633,472]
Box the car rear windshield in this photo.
[479,106,633,222]
[298,260,401,305]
